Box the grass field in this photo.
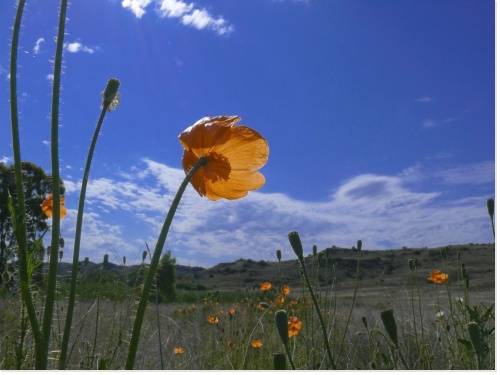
[0,242,494,370]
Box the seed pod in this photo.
[408,259,415,270]
[273,351,287,370]
[276,249,282,261]
[103,254,109,269]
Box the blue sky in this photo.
[0,0,495,268]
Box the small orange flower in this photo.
[207,314,219,324]
[229,308,236,315]
[227,341,235,347]
[260,282,272,291]
[174,347,184,354]
[288,316,302,337]
[427,270,448,284]
[179,116,269,201]
[41,194,67,219]
[282,285,290,295]
[275,296,285,304]
[251,340,263,348]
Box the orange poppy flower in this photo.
[288,316,302,337]
[227,341,235,347]
[179,116,269,201]
[174,347,184,354]
[281,285,290,295]
[229,308,236,315]
[427,270,449,284]
[275,296,285,304]
[260,282,272,291]
[207,314,219,324]
[251,340,263,348]
[41,194,67,219]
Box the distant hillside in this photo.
[57,242,494,299]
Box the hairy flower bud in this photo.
[381,309,398,346]
[288,231,304,259]
[275,310,289,346]
[101,78,120,111]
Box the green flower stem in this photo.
[59,100,112,369]
[125,156,208,370]
[335,241,362,367]
[41,0,68,368]
[9,0,45,369]
[289,233,336,370]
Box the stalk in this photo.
[288,232,336,369]
[335,240,362,367]
[58,79,119,369]
[125,156,207,369]
[8,0,45,368]
[40,0,68,367]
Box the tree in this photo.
[156,250,176,302]
[0,161,63,278]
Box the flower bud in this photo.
[288,231,304,259]
[102,78,120,109]
[380,309,398,346]
[103,254,109,269]
[487,198,494,218]
[357,240,362,252]
[408,259,415,270]
[276,249,282,261]
[275,310,289,346]
[466,322,482,355]
[273,351,287,370]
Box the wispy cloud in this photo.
[122,0,234,35]
[64,41,97,54]
[60,158,494,267]
[415,96,432,103]
[423,117,453,128]
[33,37,45,54]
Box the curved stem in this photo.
[335,243,361,367]
[297,255,336,369]
[125,156,207,369]
[9,0,45,368]
[58,104,109,369]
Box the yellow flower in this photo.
[41,194,67,219]
[179,116,269,201]
[260,282,272,291]
[288,316,302,337]
[207,314,219,324]
[251,340,263,348]
[427,270,448,284]
[174,347,184,354]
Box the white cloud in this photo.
[64,41,96,54]
[60,158,494,267]
[0,156,12,165]
[122,0,153,18]
[47,74,54,81]
[33,38,45,54]
[416,96,432,103]
[121,0,234,35]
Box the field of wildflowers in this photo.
[0,0,495,370]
